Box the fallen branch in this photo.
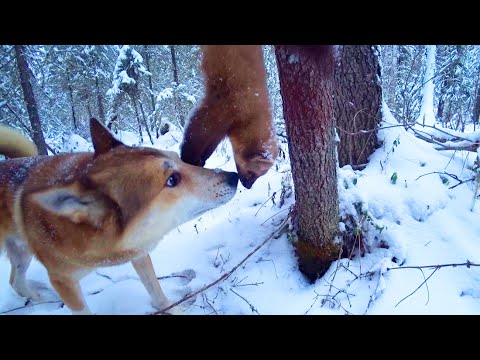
[415,171,476,189]
[387,260,480,308]
[411,127,479,153]
[413,123,478,143]
[394,268,438,308]
[151,215,290,315]
[0,300,63,315]
[254,190,279,216]
[387,260,480,271]
[230,288,260,314]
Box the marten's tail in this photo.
[0,125,38,158]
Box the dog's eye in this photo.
[166,172,181,187]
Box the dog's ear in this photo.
[30,185,107,227]
[90,118,124,156]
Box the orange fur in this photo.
[181,45,278,189]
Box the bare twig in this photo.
[151,215,290,315]
[394,268,439,308]
[415,171,476,189]
[201,294,218,315]
[387,260,479,271]
[230,288,260,314]
[255,190,279,216]
[260,208,290,226]
[0,300,63,315]
[387,261,480,308]
[304,291,321,315]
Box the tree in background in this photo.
[334,45,382,168]
[14,45,48,155]
[2,45,480,156]
[416,45,436,127]
[381,45,480,130]
[107,45,153,144]
[275,45,340,282]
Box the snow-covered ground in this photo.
[1,107,479,315]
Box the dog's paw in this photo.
[17,280,59,303]
[152,302,186,315]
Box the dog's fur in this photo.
[181,45,278,189]
[0,126,38,159]
[0,119,238,314]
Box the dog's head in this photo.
[30,118,238,242]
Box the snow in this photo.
[416,45,437,127]
[156,88,174,102]
[107,45,150,97]
[1,107,480,315]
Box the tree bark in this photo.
[95,76,105,124]
[416,45,436,127]
[131,95,144,143]
[334,45,382,168]
[144,45,157,112]
[170,45,184,126]
[170,45,179,86]
[144,45,161,135]
[14,45,48,155]
[275,45,340,282]
[138,99,154,145]
[66,72,77,130]
[472,75,480,128]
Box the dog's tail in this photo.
[0,125,38,158]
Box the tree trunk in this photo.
[170,45,184,126]
[170,45,179,86]
[416,45,436,127]
[138,99,154,145]
[14,45,48,155]
[275,45,340,282]
[86,100,93,119]
[66,72,78,130]
[334,45,382,168]
[472,74,480,129]
[144,45,161,135]
[386,46,397,112]
[131,95,144,143]
[95,76,105,124]
[144,45,157,112]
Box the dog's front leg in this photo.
[48,273,92,315]
[132,254,182,314]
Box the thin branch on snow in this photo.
[0,300,64,315]
[387,261,480,308]
[394,268,439,308]
[150,215,290,315]
[415,171,476,189]
[254,190,279,216]
[304,291,321,315]
[337,122,480,153]
[230,288,260,315]
[260,208,290,226]
[201,294,219,315]
[387,260,480,271]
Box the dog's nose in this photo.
[226,172,239,187]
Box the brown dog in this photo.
[0,119,238,314]
[181,45,278,189]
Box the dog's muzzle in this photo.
[226,171,239,188]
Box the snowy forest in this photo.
[1,45,480,315]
